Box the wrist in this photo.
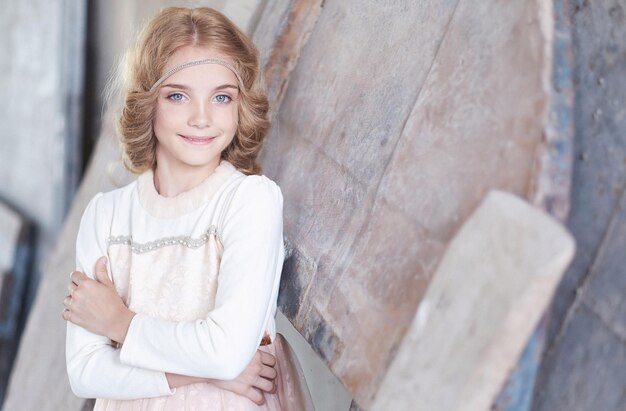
[109,306,135,344]
[166,373,213,389]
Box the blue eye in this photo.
[167,93,185,101]
[213,94,232,104]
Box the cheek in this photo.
[221,105,239,134]
[153,104,167,130]
[153,104,180,133]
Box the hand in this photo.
[62,256,135,343]
[210,349,278,405]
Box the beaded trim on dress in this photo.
[108,226,218,254]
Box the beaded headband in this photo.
[149,58,243,92]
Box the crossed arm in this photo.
[63,256,276,403]
[64,179,284,403]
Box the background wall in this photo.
[253,0,566,407]
[0,0,85,404]
[0,0,85,307]
[533,1,626,409]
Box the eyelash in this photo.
[213,94,232,104]
[165,93,232,104]
[167,93,186,102]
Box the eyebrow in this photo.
[161,83,239,92]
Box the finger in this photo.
[70,271,88,286]
[253,376,274,394]
[259,364,277,380]
[95,257,112,286]
[246,387,264,405]
[259,351,276,367]
[62,308,71,322]
[265,376,278,394]
[67,283,77,296]
[63,295,72,308]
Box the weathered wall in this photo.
[253,0,562,407]
[0,0,85,305]
[533,1,626,410]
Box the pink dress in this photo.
[93,226,282,410]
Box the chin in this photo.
[184,157,221,168]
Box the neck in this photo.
[153,158,221,197]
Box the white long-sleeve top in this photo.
[65,160,285,400]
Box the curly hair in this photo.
[118,7,269,175]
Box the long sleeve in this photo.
[119,176,285,379]
[65,193,175,399]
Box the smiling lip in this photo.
[179,134,217,145]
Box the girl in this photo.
[63,7,288,410]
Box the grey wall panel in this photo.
[0,0,86,292]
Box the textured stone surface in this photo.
[256,0,558,406]
[370,192,575,411]
[531,0,574,222]
[535,150,626,411]
[544,0,626,347]
[581,190,626,341]
[533,304,626,411]
[535,1,626,409]
[254,0,324,108]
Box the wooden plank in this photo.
[370,191,575,411]
[255,0,560,405]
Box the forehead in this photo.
[162,46,239,87]
[165,46,234,70]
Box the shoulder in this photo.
[80,179,138,224]
[85,179,138,212]
[223,174,283,226]
[220,174,284,241]
[236,174,283,206]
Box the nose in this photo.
[187,99,211,128]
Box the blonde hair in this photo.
[118,7,269,175]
